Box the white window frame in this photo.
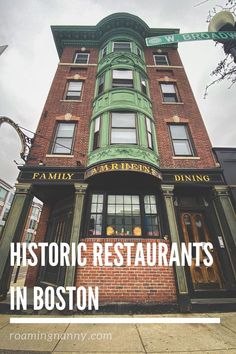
[153,54,169,66]
[112,41,131,52]
[74,52,90,64]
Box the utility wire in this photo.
[18,125,85,156]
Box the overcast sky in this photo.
[0,0,235,186]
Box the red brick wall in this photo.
[76,238,177,304]
[27,47,99,167]
[24,203,51,287]
[145,47,216,169]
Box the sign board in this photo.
[146,31,236,46]
[162,172,224,184]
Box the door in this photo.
[181,212,223,290]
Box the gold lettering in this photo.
[39,173,47,180]
[91,168,97,175]
[32,173,40,179]
[184,175,192,182]
[99,164,109,172]
[125,163,132,170]
[203,175,210,182]
[195,175,203,182]
[111,163,119,170]
[174,175,181,181]
[143,166,150,173]
[67,173,74,180]
[48,173,56,180]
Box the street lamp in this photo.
[208,11,236,62]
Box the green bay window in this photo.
[88,193,160,237]
[111,112,137,144]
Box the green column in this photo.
[64,183,88,288]
[161,184,190,312]
[0,183,33,299]
[213,185,236,278]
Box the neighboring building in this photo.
[0,13,236,311]
[213,148,236,211]
[21,200,42,246]
[0,179,14,237]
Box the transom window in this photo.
[153,54,169,65]
[112,69,133,88]
[65,81,83,100]
[74,52,90,64]
[169,124,194,156]
[160,83,179,103]
[51,122,76,154]
[111,112,137,144]
[113,41,131,52]
[88,194,160,237]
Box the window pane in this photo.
[170,125,187,139]
[53,138,73,153]
[113,42,131,51]
[108,195,115,204]
[146,117,151,132]
[173,141,192,155]
[57,123,75,137]
[161,83,175,93]
[111,129,136,144]
[68,82,82,91]
[94,117,100,132]
[112,113,135,127]
[113,70,133,79]
[75,53,89,64]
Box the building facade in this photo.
[0,13,236,311]
[0,179,14,237]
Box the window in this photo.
[153,54,169,65]
[65,81,83,100]
[29,219,37,230]
[113,41,131,52]
[74,52,89,64]
[101,45,107,58]
[88,194,160,237]
[137,47,142,58]
[97,74,105,94]
[0,187,7,202]
[160,83,179,103]
[112,69,133,88]
[141,76,147,95]
[146,117,154,149]
[2,208,9,221]
[88,194,104,236]
[52,122,76,154]
[111,112,137,144]
[93,117,100,150]
[169,125,194,156]
[31,207,40,218]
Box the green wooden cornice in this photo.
[51,12,179,58]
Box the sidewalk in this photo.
[0,313,236,353]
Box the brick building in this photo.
[0,13,236,311]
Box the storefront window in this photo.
[88,193,160,237]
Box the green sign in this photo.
[146,31,236,46]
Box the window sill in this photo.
[60,99,82,103]
[146,65,183,69]
[162,102,184,105]
[172,156,200,160]
[59,63,98,67]
[46,154,74,158]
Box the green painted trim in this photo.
[87,145,159,167]
[51,13,179,58]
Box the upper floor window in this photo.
[141,76,147,95]
[153,54,169,65]
[169,124,194,156]
[146,117,154,149]
[97,74,105,94]
[65,81,83,100]
[111,112,137,144]
[93,117,100,150]
[74,52,90,64]
[137,47,142,58]
[113,41,131,52]
[101,45,107,58]
[51,122,76,154]
[160,83,179,103]
[112,69,133,88]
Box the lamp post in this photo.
[208,11,236,62]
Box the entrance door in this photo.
[180,212,223,290]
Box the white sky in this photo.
[0,0,235,185]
